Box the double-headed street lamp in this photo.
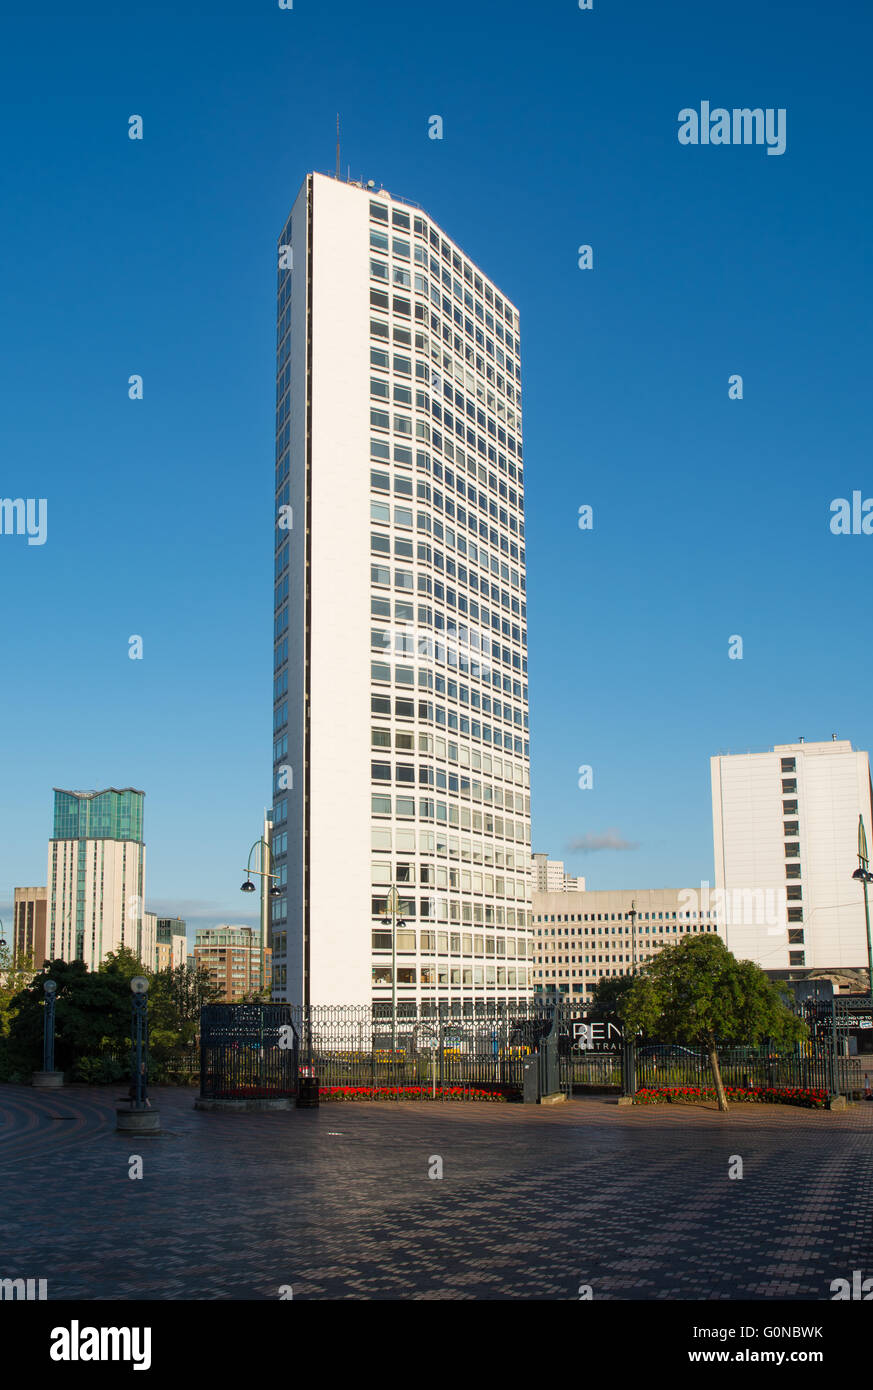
[130,976,150,1109]
[43,979,57,1073]
[381,886,407,1052]
[851,814,873,1010]
[241,837,282,998]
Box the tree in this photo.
[0,943,38,1037]
[99,947,150,984]
[7,959,132,1072]
[148,963,221,1049]
[590,975,635,1015]
[618,935,807,1112]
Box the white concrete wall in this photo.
[284,177,310,1005]
[307,175,373,1005]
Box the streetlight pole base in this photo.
[116,1107,161,1133]
[32,1070,64,1088]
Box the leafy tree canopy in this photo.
[618,934,807,1050]
[617,935,807,1112]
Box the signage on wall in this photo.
[571,1019,623,1052]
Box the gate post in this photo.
[621,1040,636,1099]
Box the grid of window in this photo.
[270,186,531,1002]
[364,194,530,999]
[531,910,721,999]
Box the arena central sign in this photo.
[571,1020,623,1052]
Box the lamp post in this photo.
[381,886,407,1053]
[116,975,160,1133]
[851,814,873,1011]
[629,900,637,975]
[240,836,282,999]
[130,975,150,1109]
[43,979,56,1072]
[32,978,64,1088]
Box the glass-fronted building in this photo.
[46,787,149,969]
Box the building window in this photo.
[780,758,796,773]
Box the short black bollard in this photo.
[296,1076,320,1109]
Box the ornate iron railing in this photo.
[195,1001,865,1101]
[199,1004,298,1098]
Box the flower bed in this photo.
[210,1087,294,1099]
[320,1085,510,1102]
[635,1085,828,1109]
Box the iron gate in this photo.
[200,1004,298,1098]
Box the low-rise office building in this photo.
[533,886,720,1002]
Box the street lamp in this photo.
[115,975,160,1133]
[130,975,149,1109]
[240,837,282,1000]
[381,886,406,1052]
[851,814,873,1011]
[32,977,64,1090]
[629,900,637,975]
[43,979,57,1072]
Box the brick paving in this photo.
[1,1083,871,1300]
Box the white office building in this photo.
[532,853,585,893]
[271,172,532,1007]
[711,739,873,971]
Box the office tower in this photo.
[711,739,873,970]
[155,917,188,971]
[532,886,720,1001]
[272,172,532,1007]
[194,925,271,1002]
[46,788,146,969]
[13,886,47,965]
[532,853,585,893]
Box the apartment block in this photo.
[194,925,271,1002]
[13,886,47,966]
[46,788,146,969]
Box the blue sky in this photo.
[1,0,871,943]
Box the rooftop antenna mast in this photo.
[336,113,340,180]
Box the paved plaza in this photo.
[1,1084,871,1300]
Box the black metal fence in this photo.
[199,1004,298,1098]
[289,1001,559,1097]
[633,1044,863,1098]
[195,1001,867,1103]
